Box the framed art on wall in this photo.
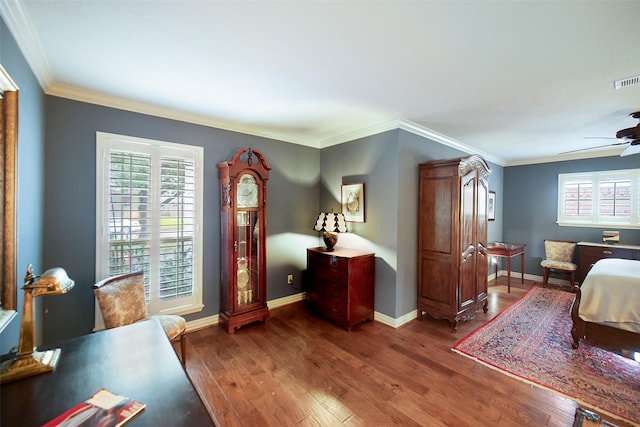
[488,191,496,221]
[341,183,365,222]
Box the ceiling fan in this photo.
[561,111,640,157]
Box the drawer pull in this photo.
[602,250,612,255]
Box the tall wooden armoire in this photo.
[417,155,491,331]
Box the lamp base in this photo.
[322,232,338,251]
[0,348,61,384]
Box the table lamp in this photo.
[313,212,348,251]
[0,264,75,384]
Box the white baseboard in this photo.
[185,273,569,333]
[375,309,417,328]
[495,269,572,286]
[185,292,307,332]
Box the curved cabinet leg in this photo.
[449,318,459,332]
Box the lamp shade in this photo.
[313,212,348,233]
[313,212,347,252]
[30,267,75,297]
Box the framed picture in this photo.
[488,191,496,221]
[341,183,365,222]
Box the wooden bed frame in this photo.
[570,284,640,350]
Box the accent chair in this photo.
[93,270,187,367]
[541,239,577,289]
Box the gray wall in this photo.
[0,18,46,353]
[397,132,504,317]
[318,130,505,319]
[41,96,320,343]
[319,131,400,317]
[503,156,640,276]
[8,11,637,346]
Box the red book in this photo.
[42,388,145,427]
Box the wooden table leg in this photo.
[520,252,525,284]
[507,256,511,293]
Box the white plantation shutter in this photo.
[157,156,196,304]
[107,150,152,299]
[96,132,203,318]
[557,169,640,229]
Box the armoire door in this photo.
[459,169,476,312]
[475,171,489,303]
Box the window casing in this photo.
[96,132,204,320]
[557,169,640,229]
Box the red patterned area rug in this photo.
[452,286,640,426]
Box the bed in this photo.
[570,258,640,350]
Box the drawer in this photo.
[320,297,348,321]
[580,246,633,259]
[311,268,347,285]
[327,282,347,298]
[315,281,347,299]
[308,252,347,270]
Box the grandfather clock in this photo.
[218,148,271,334]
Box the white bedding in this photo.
[579,258,640,333]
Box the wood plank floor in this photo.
[180,278,631,427]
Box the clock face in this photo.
[237,174,258,208]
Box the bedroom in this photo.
[1,2,640,426]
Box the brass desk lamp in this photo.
[0,264,74,383]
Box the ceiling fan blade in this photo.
[560,141,628,155]
[621,142,640,157]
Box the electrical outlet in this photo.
[287,274,294,285]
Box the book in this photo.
[42,388,145,427]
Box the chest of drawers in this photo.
[577,241,640,283]
[305,247,375,331]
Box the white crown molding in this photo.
[315,118,507,166]
[46,80,510,165]
[398,120,505,166]
[0,0,53,89]
[504,147,625,167]
[317,119,402,148]
[0,64,18,91]
[45,82,321,147]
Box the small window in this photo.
[96,132,204,317]
[557,169,640,229]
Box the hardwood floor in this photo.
[181,278,630,427]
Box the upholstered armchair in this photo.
[93,271,187,367]
[540,240,577,288]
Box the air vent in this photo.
[614,75,640,90]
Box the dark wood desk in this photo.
[1,319,214,427]
[487,242,525,293]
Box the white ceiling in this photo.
[2,0,640,166]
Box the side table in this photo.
[487,242,526,293]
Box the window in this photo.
[557,169,640,229]
[96,132,203,318]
